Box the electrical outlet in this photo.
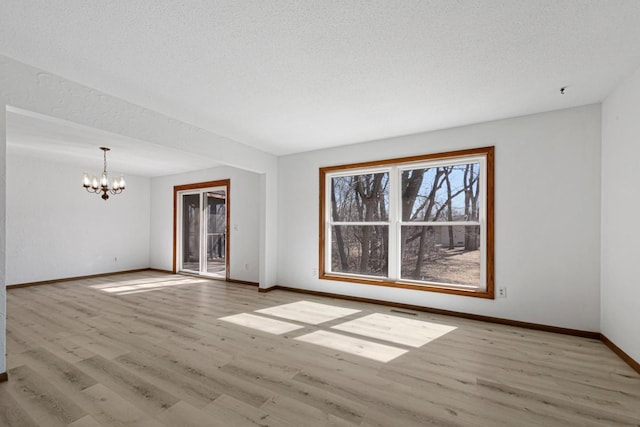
[312,268,318,277]
[114,256,118,262]
[244,263,249,270]
[497,287,507,298]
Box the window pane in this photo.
[331,172,389,222]
[205,190,226,276]
[400,225,480,286]
[182,194,200,271]
[401,163,480,222]
[331,225,388,277]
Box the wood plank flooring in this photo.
[1,271,639,426]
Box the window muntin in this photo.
[320,147,493,298]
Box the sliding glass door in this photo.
[177,184,228,279]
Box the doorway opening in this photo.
[174,180,230,280]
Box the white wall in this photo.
[601,66,640,362]
[278,105,602,331]
[150,166,260,283]
[6,153,150,285]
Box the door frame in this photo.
[173,179,230,280]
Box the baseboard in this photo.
[7,268,258,290]
[226,278,259,287]
[265,285,600,339]
[266,286,640,373]
[6,268,151,289]
[600,334,640,375]
[0,372,7,383]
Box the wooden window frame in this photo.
[319,147,494,298]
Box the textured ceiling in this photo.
[2,0,640,156]
[6,109,220,177]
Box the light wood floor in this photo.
[2,271,639,426]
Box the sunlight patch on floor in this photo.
[219,313,304,335]
[89,277,187,289]
[116,289,160,295]
[331,313,457,347]
[218,300,456,363]
[91,278,196,295]
[255,300,360,325]
[295,330,408,362]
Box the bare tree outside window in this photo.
[399,163,481,286]
[330,172,389,277]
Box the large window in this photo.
[319,147,494,298]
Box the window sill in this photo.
[319,272,494,299]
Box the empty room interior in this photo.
[1,1,640,426]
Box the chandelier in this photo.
[82,147,126,200]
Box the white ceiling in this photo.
[2,0,640,159]
[6,109,220,177]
